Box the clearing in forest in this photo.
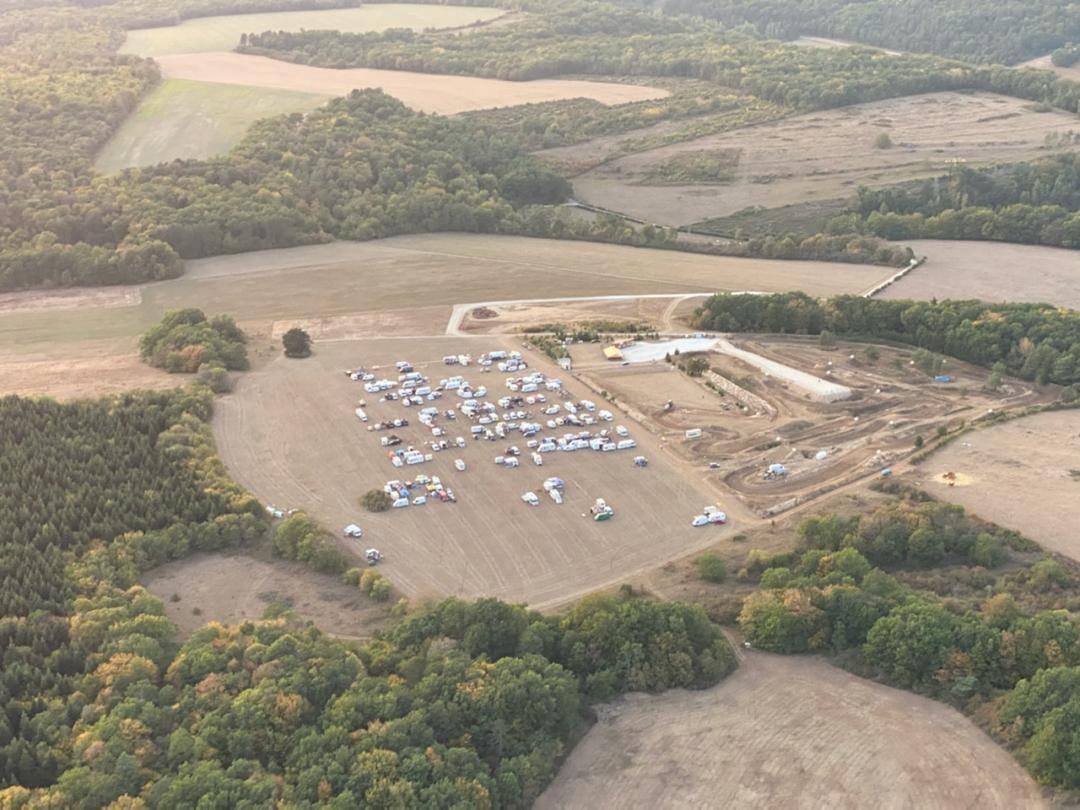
[143,552,392,638]
[563,92,1080,226]
[537,652,1045,809]
[916,410,1080,563]
[119,4,507,56]
[94,79,328,171]
[211,338,747,608]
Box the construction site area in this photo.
[570,334,1051,519]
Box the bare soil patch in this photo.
[212,338,749,609]
[537,651,1045,809]
[156,52,668,114]
[914,410,1080,562]
[567,92,1079,226]
[143,551,392,638]
[459,297,668,334]
[881,240,1080,309]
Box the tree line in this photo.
[618,0,1080,65]
[735,488,1080,788]
[693,291,1080,385]
[829,155,1080,248]
[240,9,1080,112]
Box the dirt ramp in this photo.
[538,653,1044,809]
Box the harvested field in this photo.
[566,92,1080,226]
[0,235,892,398]
[537,651,1046,809]
[880,240,1080,309]
[94,79,328,171]
[120,4,506,56]
[0,352,178,400]
[914,410,1080,562]
[105,4,537,167]
[575,335,1048,517]
[0,285,141,314]
[212,338,752,608]
[143,551,391,638]
[154,52,668,114]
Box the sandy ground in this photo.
[537,651,1046,809]
[121,4,506,56]
[212,338,755,609]
[564,92,1080,226]
[155,52,668,114]
[915,410,1080,562]
[881,240,1080,309]
[143,551,391,638]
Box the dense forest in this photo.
[830,154,1080,248]
[0,388,736,804]
[619,0,1080,65]
[693,292,1080,386]
[736,488,1080,788]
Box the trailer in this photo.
[589,498,614,521]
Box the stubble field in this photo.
[882,240,1080,309]
[561,92,1080,226]
[103,4,667,169]
[0,234,893,398]
[916,410,1080,563]
[537,651,1046,809]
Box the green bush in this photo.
[696,553,728,583]
[361,488,393,512]
[140,308,248,373]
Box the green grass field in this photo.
[93,79,329,172]
[119,4,504,57]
